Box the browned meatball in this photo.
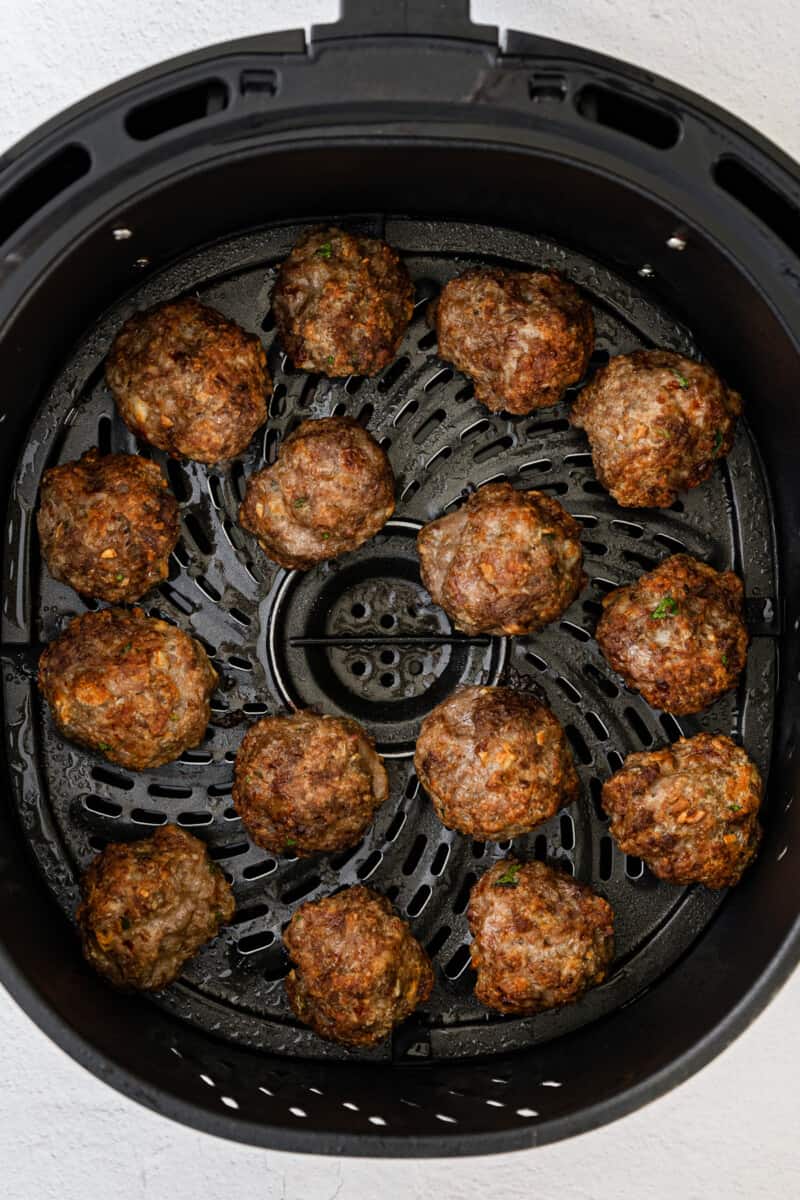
[77,825,234,990]
[38,608,217,770]
[415,686,579,840]
[570,350,741,508]
[37,448,179,603]
[272,227,414,377]
[106,298,270,462]
[283,886,433,1046]
[417,482,585,636]
[233,711,389,856]
[595,554,748,714]
[433,267,594,414]
[602,734,762,888]
[467,860,614,1015]
[238,417,395,569]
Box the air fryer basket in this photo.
[1,0,799,1156]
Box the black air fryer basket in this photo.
[1,0,799,1156]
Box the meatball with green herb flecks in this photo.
[570,350,740,508]
[272,227,413,377]
[37,448,179,603]
[415,686,579,840]
[238,416,395,569]
[467,860,614,1015]
[602,733,762,888]
[233,711,389,856]
[106,297,270,463]
[77,825,234,990]
[595,554,748,714]
[433,266,594,413]
[283,886,433,1046]
[417,481,585,636]
[38,607,217,769]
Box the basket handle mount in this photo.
[311,0,499,45]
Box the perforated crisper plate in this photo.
[2,218,778,1063]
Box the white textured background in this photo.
[1,3,798,1197]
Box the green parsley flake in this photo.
[671,369,690,389]
[115,573,125,582]
[294,497,308,509]
[284,838,297,851]
[327,355,335,366]
[317,242,333,259]
[651,594,679,620]
[494,862,522,888]
[712,429,724,457]
[120,916,131,931]
[721,653,729,666]
[729,803,742,813]
[121,642,132,653]
[320,532,331,540]
[96,743,110,752]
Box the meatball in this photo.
[38,608,217,770]
[602,733,762,888]
[238,417,395,569]
[595,554,748,714]
[433,267,594,414]
[283,886,433,1046]
[467,860,614,1015]
[77,824,234,990]
[417,481,585,636]
[233,711,389,856]
[106,298,270,462]
[272,227,414,377]
[37,448,179,603]
[570,350,741,508]
[415,686,579,840]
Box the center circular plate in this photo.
[265,519,507,756]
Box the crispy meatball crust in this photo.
[233,711,389,856]
[283,886,433,1046]
[106,298,270,463]
[415,686,579,840]
[77,825,234,990]
[602,734,762,888]
[238,417,395,569]
[37,448,179,602]
[570,350,741,508]
[595,554,748,714]
[434,267,594,414]
[417,482,585,636]
[38,608,218,770]
[467,860,614,1015]
[272,227,414,377]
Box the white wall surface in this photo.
[1,3,798,1198]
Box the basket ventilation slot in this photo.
[125,80,229,141]
[714,156,800,258]
[575,85,680,150]
[0,144,90,246]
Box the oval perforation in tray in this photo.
[2,218,777,1062]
